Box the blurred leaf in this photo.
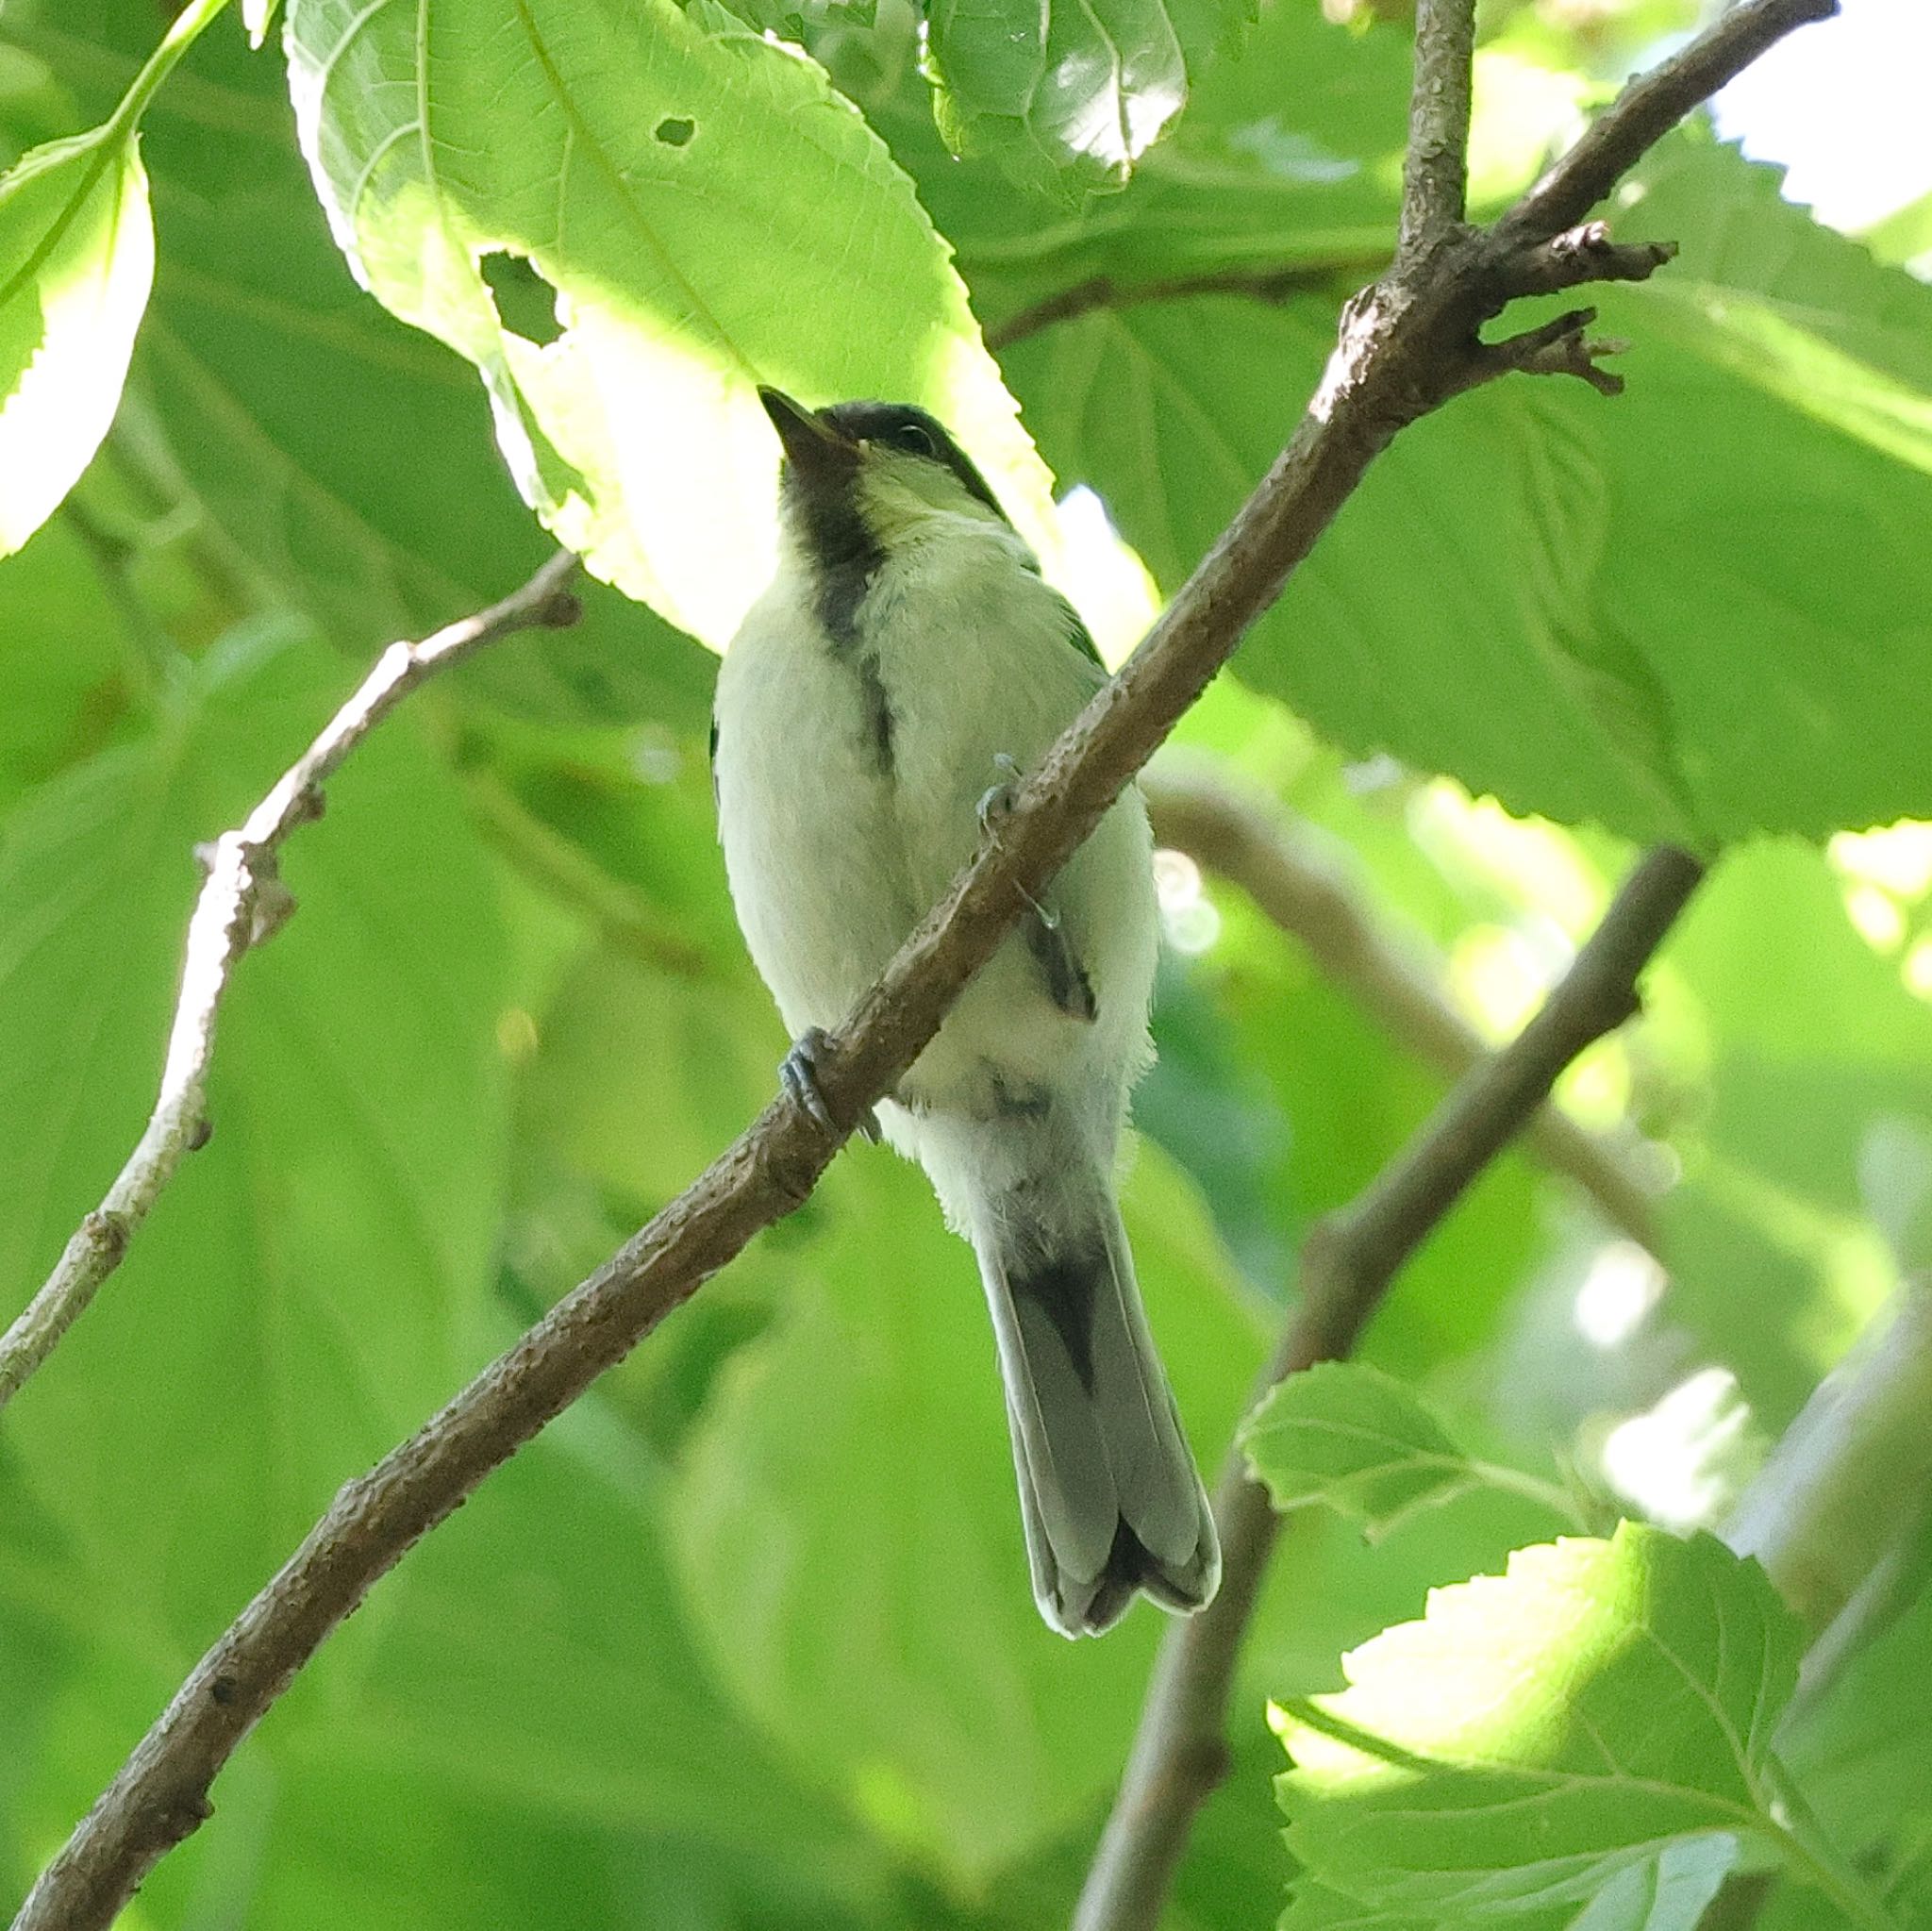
[0,121,152,556]
[669,1143,1265,1886]
[1154,893,1545,1374]
[0,513,130,811]
[284,0,1058,645]
[310,1435,897,1886]
[1657,842,1932,1427]
[0,621,509,1647]
[1859,189,1932,271]
[924,0,1249,203]
[1273,1526,1801,1915]
[1783,1571,1932,1857]
[1242,1362,1500,1538]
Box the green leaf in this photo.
[1272,1525,1804,1916]
[918,0,1407,309]
[0,0,239,558]
[0,622,510,1645]
[1004,300,1691,839]
[668,1143,1267,1886]
[1581,130,1932,841]
[1655,841,1932,1427]
[924,0,1249,202]
[1002,129,1932,843]
[0,124,153,557]
[284,0,1058,646]
[1241,1363,1494,1538]
[14,0,713,729]
[1280,1835,1737,1930]
[1781,1571,1932,1856]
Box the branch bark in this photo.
[1071,845,1706,1931]
[0,553,584,1415]
[11,0,1834,1917]
[1399,0,1477,263]
[1142,765,1667,1251]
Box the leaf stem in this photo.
[1463,1458,1595,1531]
[104,0,234,146]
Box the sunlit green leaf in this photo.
[0,124,152,557]
[1273,1526,1803,1915]
[12,1,714,729]
[284,0,1058,645]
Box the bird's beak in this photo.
[759,387,857,477]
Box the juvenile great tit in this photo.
[710,388,1220,1637]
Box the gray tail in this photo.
[972,1166,1220,1638]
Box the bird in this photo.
[710,387,1220,1637]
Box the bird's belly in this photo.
[715,640,913,1037]
[718,553,1152,1122]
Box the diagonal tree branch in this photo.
[9,0,1833,1920]
[1141,766,1668,1251]
[1071,845,1706,1931]
[0,553,584,1414]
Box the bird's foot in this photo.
[977,753,1063,933]
[780,1027,881,1143]
[975,752,1024,838]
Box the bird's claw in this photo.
[977,752,1062,931]
[780,1028,881,1143]
[976,752,1024,838]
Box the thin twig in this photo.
[1399,0,1477,262]
[1072,846,1706,1931]
[1142,766,1666,1251]
[11,0,1832,1912]
[0,553,584,1414]
[1496,0,1838,249]
[985,259,1387,352]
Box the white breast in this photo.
[713,517,1158,1128]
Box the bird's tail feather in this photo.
[970,1161,1220,1637]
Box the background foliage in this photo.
[2,0,1931,1925]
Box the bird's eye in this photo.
[889,422,938,458]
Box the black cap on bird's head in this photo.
[758,387,1008,524]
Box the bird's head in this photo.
[758,388,1012,552]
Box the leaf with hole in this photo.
[285,0,1058,647]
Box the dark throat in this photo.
[784,469,894,776]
